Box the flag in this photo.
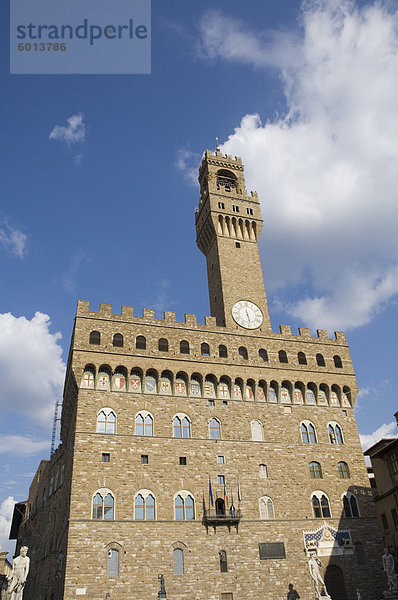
[238,482,242,503]
[224,481,229,507]
[209,476,214,507]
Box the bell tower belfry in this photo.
[195,146,271,330]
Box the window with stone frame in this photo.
[173,415,191,438]
[96,409,116,434]
[92,490,114,520]
[309,461,322,479]
[301,421,317,444]
[342,493,359,518]
[134,491,156,520]
[311,492,331,518]
[209,418,221,439]
[328,422,344,444]
[298,351,307,365]
[219,550,228,572]
[173,548,184,575]
[259,496,275,520]
[112,333,123,347]
[174,492,195,520]
[135,412,153,436]
[338,461,350,479]
[136,335,146,350]
[89,330,100,345]
[108,549,119,577]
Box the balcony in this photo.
[203,509,242,532]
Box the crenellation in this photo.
[121,306,134,318]
[99,303,112,316]
[184,314,197,326]
[279,325,291,335]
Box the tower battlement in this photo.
[76,300,347,344]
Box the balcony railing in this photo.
[203,509,242,531]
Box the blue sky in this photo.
[1,0,398,556]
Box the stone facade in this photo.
[365,437,398,556]
[11,149,385,600]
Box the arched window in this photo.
[108,549,119,577]
[301,421,317,444]
[92,490,114,519]
[219,345,228,358]
[251,420,264,441]
[298,351,307,365]
[112,333,123,347]
[97,409,116,434]
[316,353,325,367]
[135,412,153,436]
[338,461,350,479]
[209,418,221,439]
[136,335,146,350]
[333,355,343,368]
[201,342,210,356]
[239,346,248,360]
[89,331,100,345]
[180,340,190,354]
[173,548,184,575]
[173,415,191,438]
[134,491,155,520]
[259,464,267,479]
[215,498,225,516]
[259,349,268,362]
[309,462,322,479]
[259,496,275,520]
[158,338,169,352]
[219,550,228,572]
[217,169,237,191]
[328,422,344,444]
[311,492,331,518]
[174,492,195,520]
[279,350,288,363]
[343,493,359,517]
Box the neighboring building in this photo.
[10,147,385,600]
[365,436,398,555]
[0,551,12,600]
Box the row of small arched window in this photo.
[96,409,346,444]
[88,331,344,368]
[91,488,360,521]
[82,365,352,407]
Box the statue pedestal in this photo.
[383,591,398,600]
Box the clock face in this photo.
[232,300,263,329]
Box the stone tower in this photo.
[196,148,271,329]
[10,147,385,600]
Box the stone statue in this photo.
[7,547,30,600]
[308,552,329,599]
[382,548,398,591]
[287,583,300,600]
[356,589,362,600]
[158,573,166,599]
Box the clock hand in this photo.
[245,309,250,321]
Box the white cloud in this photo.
[49,113,86,146]
[0,496,16,555]
[0,312,65,428]
[175,148,201,186]
[197,9,298,70]
[199,1,398,332]
[0,224,27,258]
[0,436,49,456]
[360,421,397,452]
